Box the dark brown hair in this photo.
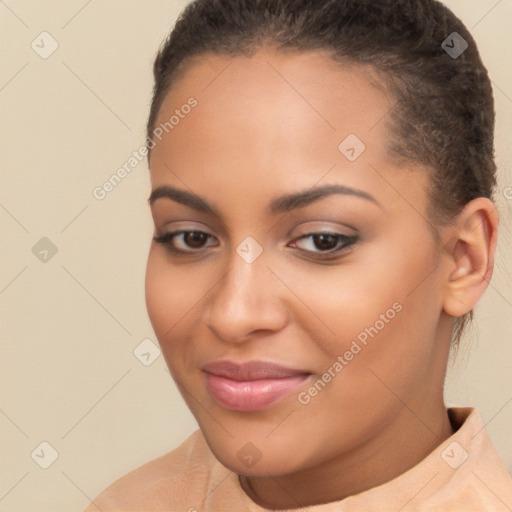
[146,0,496,346]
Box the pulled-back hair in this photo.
[147,0,497,346]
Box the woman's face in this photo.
[145,49,454,477]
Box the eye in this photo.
[288,232,358,258]
[153,230,358,259]
[153,230,217,254]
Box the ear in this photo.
[442,198,499,318]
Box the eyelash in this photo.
[153,230,358,260]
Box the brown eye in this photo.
[290,232,358,258]
[312,233,339,251]
[153,231,217,254]
[183,231,209,249]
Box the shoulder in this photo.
[433,407,512,510]
[83,429,213,511]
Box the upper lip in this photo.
[201,360,311,381]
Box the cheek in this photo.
[144,250,200,366]
[282,238,442,378]
[282,260,440,450]
[145,249,201,330]
[274,256,405,355]
[145,250,171,333]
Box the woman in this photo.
[84,0,512,510]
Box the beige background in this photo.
[1,1,511,511]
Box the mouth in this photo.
[201,360,312,412]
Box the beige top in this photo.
[84,407,512,511]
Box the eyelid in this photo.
[291,221,358,237]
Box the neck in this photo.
[239,401,455,510]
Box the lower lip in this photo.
[204,373,311,412]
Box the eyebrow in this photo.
[148,183,380,215]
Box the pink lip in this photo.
[201,360,311,412]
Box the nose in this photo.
[205,247,288,344]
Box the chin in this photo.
[220,454,297,478]
[203,431,307,477]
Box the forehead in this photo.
[153,48,393,158]
[149,48,428,218]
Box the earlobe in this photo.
[442,198,499,318]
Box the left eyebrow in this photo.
[148,183,381,215]
[269,184,381,214]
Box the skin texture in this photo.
[145,48,498,509]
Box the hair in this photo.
[146,0,497,347]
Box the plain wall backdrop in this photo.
[1,1,511,511]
